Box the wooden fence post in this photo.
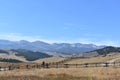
[95,63,98,67]
[64,64,68,68]
[113,62,115,67]
[105,63,109,67]
[46,63,49,68]
[119,62,120,66]
[26,65,30,69]
[56,63,58,68]
[8,65,13,70]
[85,63,88,67]
[76,64,77,68]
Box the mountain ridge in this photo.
[0,39,105,54]
[76,46,120,58]
[0,48,52,61]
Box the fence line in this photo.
[0,61,120,71]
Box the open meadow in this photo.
[0,0,120,80]
[0,55,120,80]
[65,53,120,64]
[0,67,120,80]
[0,53,120,80]
[33,57,65,64]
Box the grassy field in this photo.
[65,53,120,64]
[0,54,120,80]
[0,67,120,80]
[33,57,65,64]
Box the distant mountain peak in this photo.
[19,40,30,43]
[0,39,106,54]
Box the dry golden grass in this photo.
[0,75,93,80]
[65,54,120,64]
[0,67,120,80]
[33,57,65,63]
[1,54,120,80]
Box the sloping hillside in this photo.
[93,46,120,55]
[12,49,52,61]
[0,49,52,62]
[75,46,120,58]
[65,46,120,64]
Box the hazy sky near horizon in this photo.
[0,0,120,46]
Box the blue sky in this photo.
[0,0,120,46]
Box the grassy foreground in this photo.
[0,75,93,80]
[0,67,120,80]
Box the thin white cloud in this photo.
[0,33,47,42]
[94,40,119,46]
[76,38,119,46]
